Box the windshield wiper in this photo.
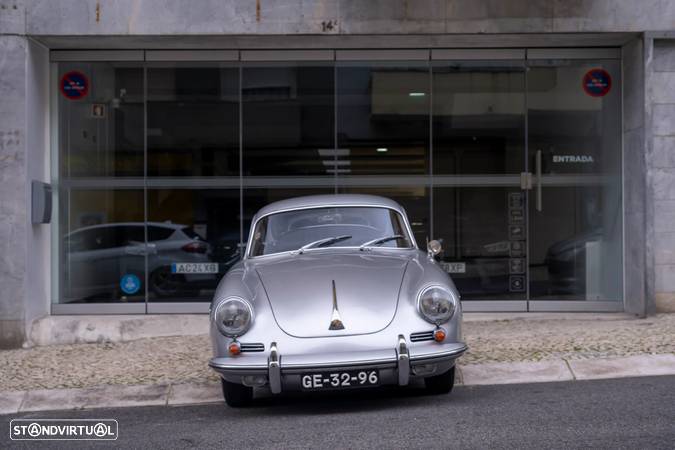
[359,234,406,250]
[297,235,352,254]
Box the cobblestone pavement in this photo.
[1,314,673,391]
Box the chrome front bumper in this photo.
[209,335,467,393]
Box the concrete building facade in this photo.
[1,0,675,348]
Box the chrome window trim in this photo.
[245,204,418,259]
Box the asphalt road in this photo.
[3,376,675,449]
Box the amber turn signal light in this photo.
[228,341,241,355]
[433,328,446,342]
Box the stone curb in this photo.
[26,312,638,347]
[1,354,674,415]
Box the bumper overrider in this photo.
[209,335,467,393]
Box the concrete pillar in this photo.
[621,36,650,316]
[0,35,29,348]
[0,4,51,347]
[650,37,675,313]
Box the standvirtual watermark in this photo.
[10,419,118,441]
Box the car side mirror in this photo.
[427,239,442,257]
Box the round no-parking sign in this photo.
[60,71,89,100]
[582,68,612,97]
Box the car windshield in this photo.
[248,206,413,257]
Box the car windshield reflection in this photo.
[248,207,413,257]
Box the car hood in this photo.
[254,251,410,338]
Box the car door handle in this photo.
[536,149,543,212]
[124,246,146,255]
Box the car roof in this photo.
[252,194,407,222]
[67,222,187,235]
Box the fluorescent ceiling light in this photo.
[318,149,350,157]
[408,92,426,97]
[376,148,388,153]
[322,160,351,166]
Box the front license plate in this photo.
[301,369,379,390]
[171,262,218,274]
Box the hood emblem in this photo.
[329,280,345,330]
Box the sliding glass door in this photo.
[432,60,527,303]
[526,58,623,309]
[54,49,623,313]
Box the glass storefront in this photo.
[54,50,623,310]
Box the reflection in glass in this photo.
[55,58,624,306]
[249,206,412,257]
[61,189,145,303]
[243,65,334,176]
[337,64,429,175]
[338,186,429,249]
[528,61,622,300]
[58,63,143,177]
[432,61,525,175]
[243,188,335,236]
[146,189,240,301]
[147,65,239,176]
[434,187,525,300]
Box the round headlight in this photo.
[214,298,253,337]
[417,286,457,325]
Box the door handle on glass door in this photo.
[536,149,542,212]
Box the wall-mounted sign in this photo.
[509,275,525,292]
[553,155,595,163]
[60,71,89,100]
[510,258,525,274]
[510,241,525,258]
[582,68,611,97]
[91,103,106,119]
[508,192,524,209]
[120,274,141,295]
[509,224,525,241]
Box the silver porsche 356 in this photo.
[209,194,466,406]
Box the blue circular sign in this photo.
[120,274,141,295]
[60,71,89,100]
[582,68,612,97]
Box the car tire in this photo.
[424,366,455,395]
[221,378,253,407]
[149,267,199,298]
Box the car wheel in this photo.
[149,267,199,298]
[149,267,181,297]
[424,366,455,395]
[221,378,253,407]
